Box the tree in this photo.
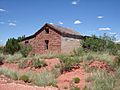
[4,38,20,55]
[17,35,25,42]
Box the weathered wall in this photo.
[61,36,81,54]
[22,26,61,54]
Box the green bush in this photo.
[73,77,80,84]
[82,34,120,55]
[59,55,80,72]
[34,71,56,86]
[0,46,4,53]
[20,44,32,57]
[0,67,19,80]
[4,38,20,55]
[32,59,47,68]
[19,75,29,82]
[74,47,84,56]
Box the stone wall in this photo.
[22,26,61,54]
[61,36,81,54]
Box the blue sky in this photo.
[0,0,120,45]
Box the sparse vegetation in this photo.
[73,77,80,84]
[59,55,80,72]
[20,44,32,57]
[5,53,22,63]
[32,59,47,68]
[0,54,4,65]
[34,71,57,87]
[0,67,19,80]
[0,33,120,90]
[19,75,29,82]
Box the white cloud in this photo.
[58,21,63,25]
[72,1,77,5]
[97,16,104,19]
[74,20,82,24]
[72,0,80,5]
[98,27,111,31]
[0,22,5,24]
[9,22,16,26]
[49,23,53,25]
[0,8,6,12]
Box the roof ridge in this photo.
[46,23,80,35]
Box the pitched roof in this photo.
[47,23,80,35]
[22,23,82,40]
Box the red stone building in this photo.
[22,23,83,54]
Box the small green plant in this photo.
[73,77,80,84]
[19,75,29,82]
[20,44,32,57]
[32,59,47,68]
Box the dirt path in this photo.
[0,83,58,90]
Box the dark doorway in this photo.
[45,40,49,50]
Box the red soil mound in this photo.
[89,60,115,73]
[1,58,60,74]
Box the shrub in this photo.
[74,47,84,56]
[34,71,56,87]
[20,44,32,57]
[51,67,61,78]
[85,70,115,90]
[19,75,29,82]
[38,53,57,59]
[18,59,28,69]
[113,54,120,67]
[4,38,20,55]
[86,54,94,61]
[32,59,47,68]
[0,46,4,53]
[5,53,22,63]
[73,77,80,84]
[59,55,80,72]
[82,34,120,55]
[0,67,19,80]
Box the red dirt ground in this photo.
[57,67,85,90]
[0,58,86,90]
